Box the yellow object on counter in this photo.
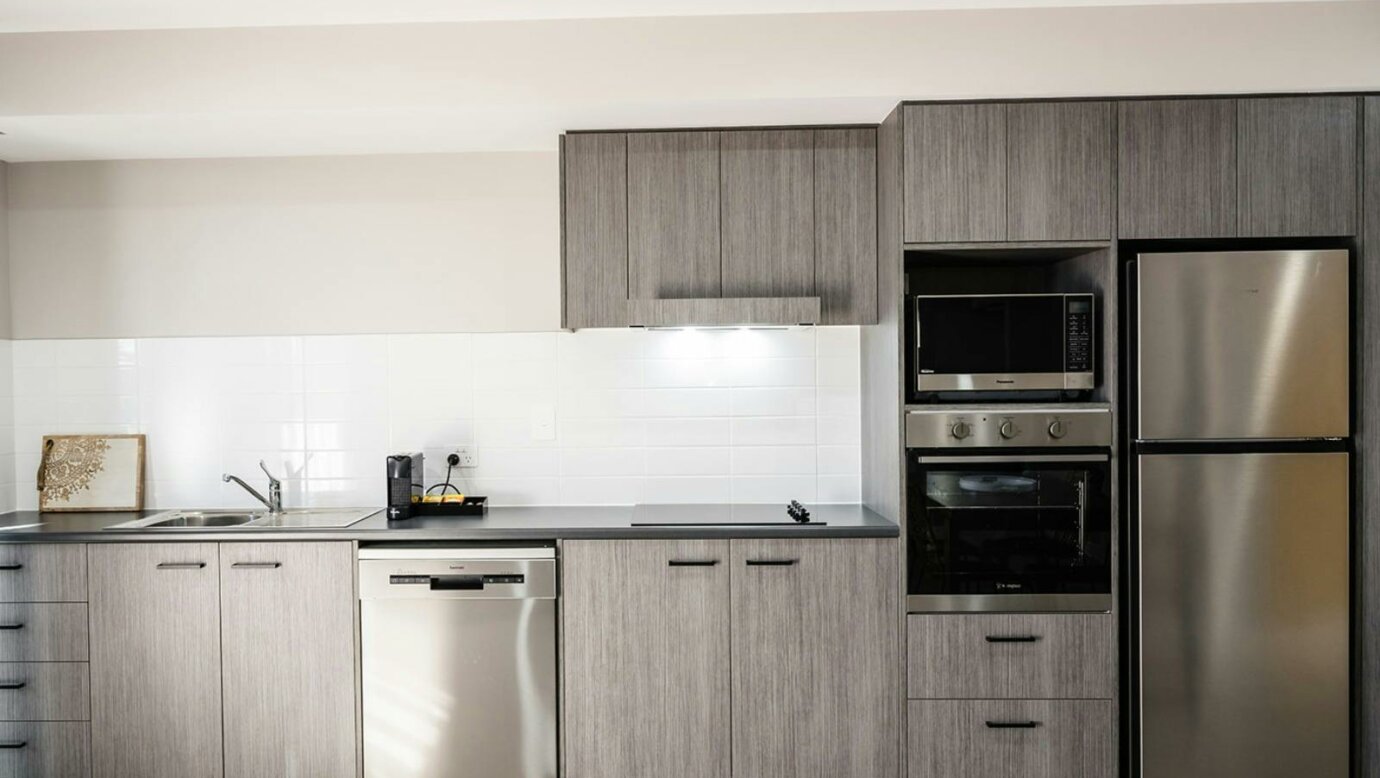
[421,493,467,504]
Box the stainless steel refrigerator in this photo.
[1133,249,1351,778]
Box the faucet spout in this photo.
[222,472,280,513]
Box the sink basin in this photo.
[105,508,380,530]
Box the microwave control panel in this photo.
[1064,295,1095,373]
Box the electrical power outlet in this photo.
[453,446,479,469]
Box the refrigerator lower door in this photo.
[1136,249,1350,441]
[1139,452,1350,778]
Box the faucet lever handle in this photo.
[258,460,281,484]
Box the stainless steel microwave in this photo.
[912,293,1095,394]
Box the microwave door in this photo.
[1135,250,1349,441]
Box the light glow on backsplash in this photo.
[3,328,861,511]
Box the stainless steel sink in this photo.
[105,508,379,531]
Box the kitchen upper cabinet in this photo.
[1118,99,1238,239]
[1006,102,1113,241]
[903,103,1006,243]
[89,544,223,778]
[562,132,629,329]
[219,542,357,778]
[730,538,900,778]
[815,128,878,324]
[902,102,1111,243]
[1238,96,1358,237]
[562,540,731,778]
[720,130,816,298]
[627,131,723,300]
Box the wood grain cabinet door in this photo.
[907,700,1115,778]
[1118,99,1238,239]
[720,129,816,298]
[561,540,730,778]
[627,131,722,300]
[1006,101,1113,241]
[903,103,1006,243]
[815,128,878,325]
[562,132,629,328]
[219,542,358,778]
[88,543,223,778]
[1238,96,1358,237]
[729,538,900,778]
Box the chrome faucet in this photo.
[223,460,284,513]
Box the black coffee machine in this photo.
[385,452,424,521]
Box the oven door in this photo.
[914,295,1070,392]
[907,453,1112,613]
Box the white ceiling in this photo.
[0,1,1376,161]
[0,0,1343,33]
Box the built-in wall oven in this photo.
[906,407,1112,613]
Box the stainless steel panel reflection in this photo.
[916,371,1093,392]
[1138,452,1349,778]
[907,593,1111,613]
[1136,250,1349,441]
[905,407,1112,449]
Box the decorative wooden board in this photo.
[38,434,146,513]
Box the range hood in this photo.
[627,296,820,328]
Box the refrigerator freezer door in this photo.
[1137,250,1349,441]
[1138,452,1349,778]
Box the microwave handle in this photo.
[916,454,1109,464]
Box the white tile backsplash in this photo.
[4,327,863,510]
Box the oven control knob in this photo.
[1048,420,1068,439]
[950,421,972,440]
[999,420,1019,440]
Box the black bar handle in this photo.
[746,559,798,566]
[0,564,22,572]
[156,562,207,570]
[0,624,24,631]
[985,635,1040,643]
[986,721,1041,729]
[430,575,484,591]
[0,682,25,690]
[668,560,719,567]
[231,562,282,569]
[0,741,27,749]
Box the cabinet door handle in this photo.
[985,635,1040,643]
[986,721,1041,729]
[156,562,207,570]
[0,681,26,690]
[746,559,798,566]
[0,564,22,571]
[668,560,719,567]
[231,562,282,569]
[0,624,24,631]
[0,741,27,749]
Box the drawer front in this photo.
[907,700,1114,778]
[0,545,87,603]
[0,605,89,662]
[0,721,90,777]
[907,614,1114,699]
[0,663,90,721]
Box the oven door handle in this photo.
[915,454,1109,464]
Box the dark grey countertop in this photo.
[0,503,898,542]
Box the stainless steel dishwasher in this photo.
[359,546,558,778]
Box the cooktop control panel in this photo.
[905,407,1112,449]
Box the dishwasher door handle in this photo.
[430,574,485,591]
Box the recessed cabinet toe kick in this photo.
[359,546,558,778]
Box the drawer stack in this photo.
[0,544,92,777]
[906,613,1116,778]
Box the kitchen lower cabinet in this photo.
[219,542,358,778]
[907,700,1115,778]
[730,538,900,778]
[89,543,223,778]
[560,538,900,778]
[562,539,731,778]
[0,721,91,777]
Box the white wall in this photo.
[6,153,559,339]
[0,162,10,340]
[10,328,862,510]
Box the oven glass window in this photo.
[916,296,1065,376]
[908,461,1111,597]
